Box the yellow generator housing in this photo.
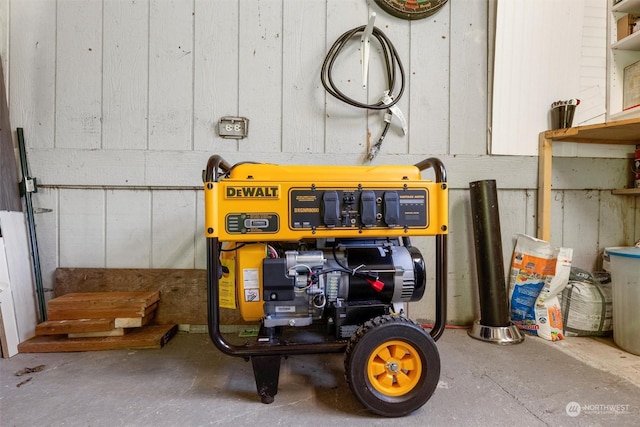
[203,155,449,417]
[205,161,448,241]
[204,159,448,323]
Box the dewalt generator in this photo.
[203,155,448,417]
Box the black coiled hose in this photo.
[321,25,405,160]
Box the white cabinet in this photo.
[608,0,640,120]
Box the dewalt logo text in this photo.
[226,186,279,198]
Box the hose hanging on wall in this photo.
[321,22,405,161]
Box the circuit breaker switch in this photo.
[360,190,377,227]
[383,191,400,227]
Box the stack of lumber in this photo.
[18,291,177,353]
[52,268,251,326]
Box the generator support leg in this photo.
[251,355,282,404]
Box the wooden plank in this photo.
[48,291,160,310]
[48,302,158,322]
[68,329,125,338]
[537,133,553,241]
[115,312,155,329]
[53,268,247,326]
[36,319,116,336]
[544,118,640,143]
[18,324,178,353]
[612,188,640,195]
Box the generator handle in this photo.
[431,233,447,341]
[415,157,447,183]
[414,157,448,341]
[203,155,233,183]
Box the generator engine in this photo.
[252,239,425,337]
[204,155,448,417]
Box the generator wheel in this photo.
[344,315,440,417]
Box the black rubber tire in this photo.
[344,315,440,417]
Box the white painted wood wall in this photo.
[2,0,638,324]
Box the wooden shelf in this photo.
[537,118,640,241]
[543,118,640,144]
[612,188,640,195]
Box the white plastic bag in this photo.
[560,268,612,337]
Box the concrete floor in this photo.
[1,329,639,427]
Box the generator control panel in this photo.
[204,161,448,241]
[290,188,428,230]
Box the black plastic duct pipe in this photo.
[469,180,509,327]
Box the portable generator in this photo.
[203,155,448,417]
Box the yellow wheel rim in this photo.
[366,339,422,397]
